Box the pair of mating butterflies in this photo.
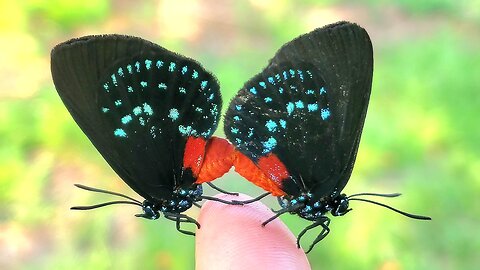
[51,21,430,253]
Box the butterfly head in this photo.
[136,200,161,220]
[277,190,352,221]
[136,185,203,219]
[329,192,351,217]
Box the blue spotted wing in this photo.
[225,22,373,198]
[51,35,221,202]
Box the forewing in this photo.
[51,35,221,201]
[225,22,373,197]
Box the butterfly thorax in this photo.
[278,190,350,221]
[140,185,203,219]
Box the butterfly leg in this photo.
[200,195,243,205]
[231,192,270,205]
[206,182,238,196]
[262,203,303,227]
[193,202,202,208]
[164,213,201,236]
[271,197,287,213]
[304,217,331,253]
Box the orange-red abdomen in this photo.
[183,136,208,177]
[195,137,236,184]
[233,152,287,196]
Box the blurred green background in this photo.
[1,0,479,269]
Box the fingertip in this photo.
[196,193,311,270]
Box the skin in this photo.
[195,193,311,270]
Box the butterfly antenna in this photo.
[71,200,142,210]
[74,184,142,204]
[348,198,431,220]
[347,192,402,199]
[72,184,144,210]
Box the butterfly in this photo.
[225,21,431,252]
[51,35,238,235]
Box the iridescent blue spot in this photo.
[283,71,288,80]
[168,108,179,121]
[133,106,142,116]
[279,119,286,129]
[192,70,199,79]
[208,93,214,100]
[265,120,277,132]
[290,84,298,91]
[145,59,152,70]
[308,103,318,112]
[249,87,257,95]
[306,89,314,95]
[111,74,117,86]
[247,128,254,138]
[278,87,284,94]
[235,105,242,111]
[295,100,304,109]
[158,83,167,90]
[114,128,127,138]
[297,70,304,81]
[178,125,197,136]
[101,107,109,113]
[233,116,241,121]
[115,100,122,107]
[230,127,239,134]
[150,126,157,138]
[262,137,277,153]
[121,114,132,124]
[103,83,109,91]
[289,69,295,77]
[306,70,313,78]
[286,102,294,115]
[210,104,218,117]
[200,81,208,90]
[320,87,326,94]
[127,64,133,74]
[264,97,272,103]
[127,86,133,93]
[182,66,188,75]
[235,138,242,144]
[156,60,164,68]
[321,108,331,120]
[259,82,266,89]
[179,87,186,94]
[275,74,281,82]
[143,103,153,116]
[139,117,146,126]
[195,107,203,113]
[135,61,140,72]
[140,81,147,88]
[201,128,212,137]
[118,68,124,77]
[268,77,275,85]
[168,62,176,72]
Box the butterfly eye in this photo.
[141,201,161,220]
[331,198,349,216]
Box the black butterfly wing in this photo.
[51,35,221,202]
[225,22,373,198]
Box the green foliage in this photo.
[24,0,110,30]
